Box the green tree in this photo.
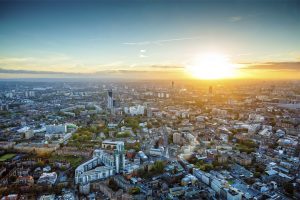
[129,187,140,194]
[283,182,294,196]
[254,172,261,178]
[152,161,165,174]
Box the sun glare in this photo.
[186,53,237,80]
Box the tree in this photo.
[147,123,153,129]
[283,182,294,196]
[108,179,119,191]
[168,134,173,144]
[195,161,213,172]
[89,125,98,133]
[151,161,165,174]
[254,172,261,178]
[129,187,140,194]
[116,131,131,138]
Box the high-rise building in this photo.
[147,107,153,118]
[209,86,213,94]
[102,141,125,173]
[107,89,113,109]
[75,141,125,185]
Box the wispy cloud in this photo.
[0,54,71,65]
[0,68,80,75]
[0,57,36,63]
[139,49,148,58]
[229,16,242,22]
[0,67,183,75]
[149,65,184,69]
[123,36,201,46]
[236,53,253,57]
[241,62,300,71]
[0,62,184,75]
[139,54,148,58]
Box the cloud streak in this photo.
[0,64,184,75]
[123,36,201,46]
[241,62,300,71]
[0,68,79,75]
[1,62,299,80]
[229,16,242,22]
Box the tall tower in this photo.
[113,142,125,173]
[172,81,174,89]
[209,86,213,94]
[107,89,113,109]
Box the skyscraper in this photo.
[107,89,113,109]
[209,86,213,94]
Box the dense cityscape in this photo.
[0,80,299,199]
[1,0,300,199]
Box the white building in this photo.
[37,172,57,185]
[124,105,145,115]
[75,141,125,185]
[46,124,67,134]
[149,147,164,156]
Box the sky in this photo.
[0,0,300,79]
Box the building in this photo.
[16,176,34,185]
[75,141,125,185]
[91,181,123,199]
[13,142,59,155]
[107,89,113,109]
[209,86,213,94]
[138,151,148,161]
[173,132,182,145]
[224,188,242,200]
[37,172,57,185]
[46,124,67,134]
[149,147,164,157]
[124,105,145,115]
[38,195,56,200]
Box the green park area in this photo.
[116,131,131,138]
[235,139,258,154]
[49,154,84,168]
[0,153,16,162]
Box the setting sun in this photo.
[186,53,238,80]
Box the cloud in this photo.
[95,69,150,74]
[229,16,242,22]
[149,65,184,69]
[0,68,79,75]
[236,53,253,57]
[139,49,148,58]
[0,63,185,76]
[123,36,201,46]
[242,62,300,71]
[0,68,187,80]
[0,55,71,65]
[0,57,37,64]
[139,54,148,58]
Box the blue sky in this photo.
[0,0,300,78]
